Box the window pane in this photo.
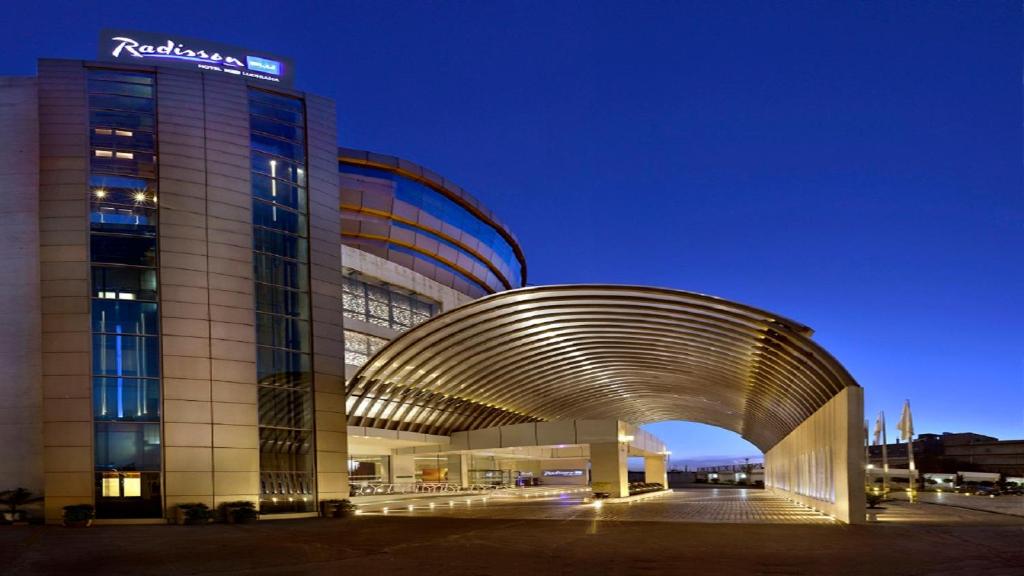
[252,173,305,211]
[250,115,304,142]
[88,94,155,114]
[258,386,314,429]
[254,228,307,261]
[94,377,160,421]
[251,133,305,162]
[90,234,157,266]
[92,300,158,335]
[94,422,161,471]
[92,267,157,301]
[253,199,305,234]
[256,313,310,351]
[93,334,160,378]
[256,347,311,388]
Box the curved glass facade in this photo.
[339,161,525,297]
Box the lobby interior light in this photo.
[133,192,147,202]
[94,189,107,198]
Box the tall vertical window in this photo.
[249,89,315,513]
[88,69,162,519]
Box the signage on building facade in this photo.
[542,469,584,478]
[98,29,294,87]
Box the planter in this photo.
[63,519,93,528]
[175,504,212,525]
[319,500,355,518]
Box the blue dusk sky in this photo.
[2,1,1020,463]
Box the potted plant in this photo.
[0,488,43,524]
[62,504,94,528]
[219,501,258,524]
[175,503,212,525]
[320,499,356,518]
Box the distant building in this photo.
[868,432,1024,476]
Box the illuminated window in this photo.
[122,473,142,497]
[101,474,120,497]
[95,149,113,157]
[115,151,134,160]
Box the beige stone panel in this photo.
[212,402,257,426]
[315,453,347,474]
[209,305,251,325]
[209,289,251,308]
[164,356,211,380]
[210,338,253,361]
[164,422,213,448]
[42,398,90,422]
[42,374,90,399]
[161,285,210,305]
[208,273,250,293]
[40,229,87,247]
[213,424,259,449]
[211,359,256,384]
[39,261,88,281]
[314,410,346,433]
[316,473,348,500]
[159,268,208,289]
[162,335,211,358]
[43,447,91,472]
[40,296,89,314]
[213,448,258,472]
[164,399,213,424]
[314,391,346,414]
[213,471,259,497]
[161,252,208,273]
[161,223,206,242]
[207,256,250,277]
[43,421,90,447]
[40,331,89,353]
[165,495,213,511]
[210,322,254,344]
[162,317,210,338]
[161,236,209,257]
[161,301,209,321]
[40,279,88,298]
[316,431,347,453]
[165,446,213,472]
[44,471,92,497]
[41,313,91,334]
[212,381,257,404]
[206,216,250,236]
[163,378,212,402]
[165,472,214,497]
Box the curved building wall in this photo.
[339,148,527,298]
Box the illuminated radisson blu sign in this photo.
[99,29,294,86]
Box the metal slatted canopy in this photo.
[347,285,859,451]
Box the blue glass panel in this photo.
[92,300,158,335]
[90,110,155,132]
[255,313,310,352]
[256,347,311,388]
[92,334,160,378]
[251,133,305,162]
[90,234,157,266]
[88,94,155,114]
[253,253,307,290]
[94,422,161,471]
[93,377,160,421]
[252,152,306,186]
[250,115,304,142]
[253,174,305,210]
[253,200,305,235]
[92,267,158,302]
[255,284,308,318]
[249,90,304,113]
[87,79,154,98]
[254,228,307,261]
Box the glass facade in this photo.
[87,69,162,519]
[343,330,389,367]
[341,272,437,331]
[340,163,525,292]
[249,89,316,513]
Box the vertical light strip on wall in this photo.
[248,89,316,513]
[86,69,162,518]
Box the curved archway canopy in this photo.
[348,285,859,451]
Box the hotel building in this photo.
[0,34,866,524]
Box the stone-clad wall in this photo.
[157,69,261,514]
[305,94,348,501]
[36,60,92,522]
[0,77,42,497]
